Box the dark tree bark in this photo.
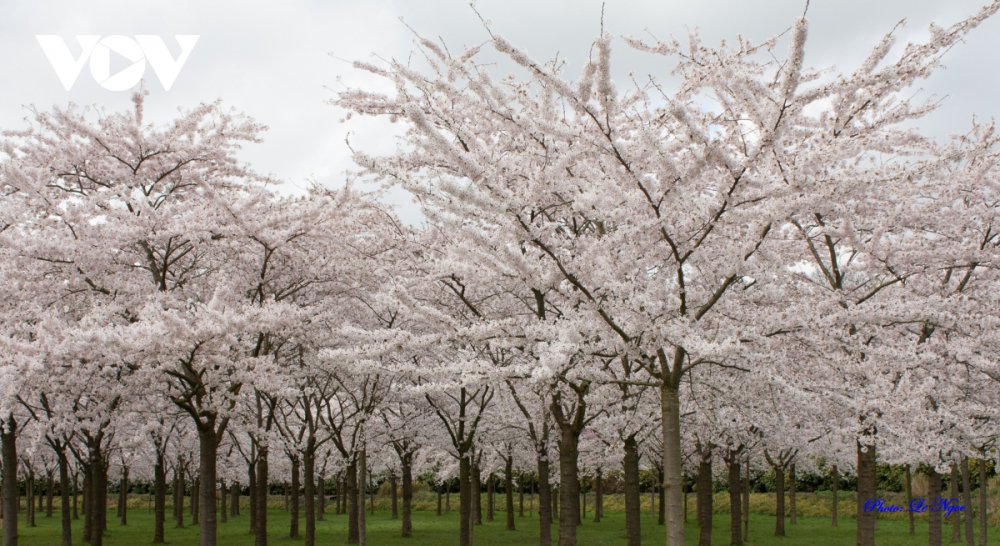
[389,474,398,520]
[57,448,72,546]
[741,459,750,540]
[401,452,413,537]
[951,464,961,543]
[831,464,839,528]
[191,476,200,525]
[487,474,495,522]
[552,384,587,546]
[593,469,602,523]
[788,462,797,525]
[219,481,227,524]
[303,450,316,546]
[472,457,483,525]
[624,436,641,546]
[153,450,166,543]
[978,459,987,546]
[231,482,239,518]
[504,457,515,531]
[316,476,325,521]
[436,483,442,516]
[289,454,300,539]
[659,466,667,526]
[248,459,257,535]
[26,469,34,528]
[117,467,127,525]
[460,455,473,546]
[346,459,359,545]
[2,416,17,546]
[697,446,713,546]
[175,461,185,529]
[255,447,269,546]
[904,464,914,536]
[725,449,742,546]
[856,444,876,546]
[929,468,943,546]
[196,426,219,546]
[46,472,54,519]
[518,475,524,518]
[961,457,973,546]
[772,462,785,537]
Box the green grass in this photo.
[9,506,1000,546]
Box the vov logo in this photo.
[36,35,199,91]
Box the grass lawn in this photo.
[8,508,993,545]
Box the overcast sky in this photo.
[3,0,999,221]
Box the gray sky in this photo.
[3,0,999,222]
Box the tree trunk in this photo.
[357,448,366,546]
[255,447,268,546]
[436,483,442,516]
[726,450,742,546]
[401,453,413,537]
[26,471,34,528]
[72,473,79,520]
[153,450,166,543]
[929,468,943,546]
[518,475,524,518]
[290,455,300,539]
[961,456,972,546]
[57,449,72,546]
[230,482,239,518]
[316,476,324,521]
[191,476,200,525]
[558,426,581,546]
[197,427,218,546]
[950,464,961,543]
[538,456,552,546]
[472,459,483,526]
[390,474,398,520]
[741,459,749,540]
[346,459,359,545]
[46,473,54,519]
[661,380,684,546]
[789,462,797,525]
[624,436,641,546]
[697,448,713,546]
[658,467,666,526]
[303,450,316,546]
[593,469,602,523]
[904,464,913,536]
[175,463,185,529]
[773,462,785,537]
[487,474,495,522]
[2,417,17,546]
[831,464,839,528]
[856,444,876,546]
[505,457,515,531]
[459,455,473,546]
[978,459,987,546]
[249,459,257,535]
[117,467,127,525]
[219,481,227,523]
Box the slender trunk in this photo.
[401,453,413,537]
[191,476,200,525]
[904,464,914,536]
[459,455,473,546]
[255,447,268,546]
[46,473,54,519]
[117,467,127,525]
[978,459,987,546]
[593,469,602,523]
[91,446,108,546]
[487,474,495,522]
[929,468,943,546]
[505,458,515,531]
[856,444,876,546]
[697,449,713,546]
[624,436,641,546]
[175,463,185,529]
[231,482,239,518]
[741,460,749,540]
[304,449,316,546]
[788,462,797,525]
[961,456,973,546]
[831,464,839,528]
[198,427,218,546]
[219,481,227,523]
[472,459,483,526]
[72,473,79,520]
[539,456,552,546]
[390,474,398,520]
[436,483,442,516]
[58,449,72,546]
[446,484,451,513]
[1,417,17,546]
[518,475,524,518]
[153,451,166,543]
[316,476,324,521]
[661,380,684,546]
[248,460,257,535]
[726,451,742,546]
[26,472,34,528]
[951,464,961,543]
[659,467,666,526]
[290,455,300,539]
[558,426,581,546]
[773,463,785,537]
[357,448,366,546]
[346,459,359,545]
